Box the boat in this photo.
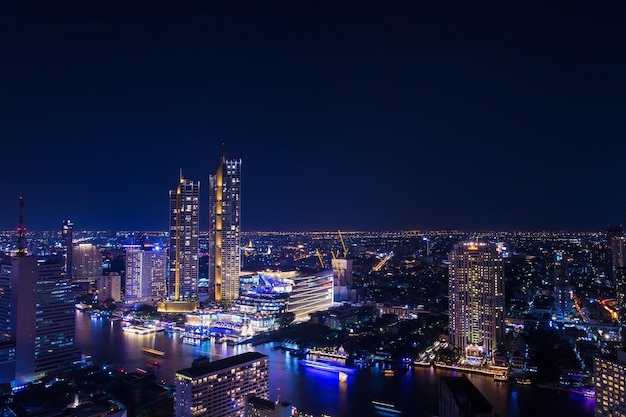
[339,371,348,382]
[383,369,395,377]
[493,373,508,381]
[123,325,157,335]
[372,400,402,415]
[516,376,531,385]
[141,347,165,356]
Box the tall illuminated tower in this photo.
[62,220,73,280]
[209,153,242,302]
[168,171,200,300]
[0,198,79,384]
[448,241,505,364]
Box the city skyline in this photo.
[2,2,626,233]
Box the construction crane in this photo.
[338,230,348,258]
[315,248,325,269]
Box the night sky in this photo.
[2,1,626,232]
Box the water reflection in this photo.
[76,312,594,417]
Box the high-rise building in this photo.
[594,351,626,417]
[175,351,269,417]
[72,243,102,282]
[62,220,73,280]
[125,245,166,302]
[287,269,334,322]
[553,251,571,322]
[98,273,122,303]
[613,236,626,347]
[0,199,80,384]
[439,375,495,417]
[448,241,505,364]
[606,224,624,285]
[209,154,242,302]
[168,172,200,300]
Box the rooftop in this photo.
[176,352,267,379]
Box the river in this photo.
[75,311,595,417]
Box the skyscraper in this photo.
[448,241,505,364]
[613,236,626,347]
[175,351,268,417]
[72,243,102,282]
[209,154,242,302]
[125,245,166,302]
[168,172,200,300]
[0,198,80,384]
[62,220,73,280]
[553,251,571,322]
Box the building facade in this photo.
[175,352,269,417]
[168,173,200,300]
[0,256,79,384]
[125,245,166,302]
[208,155,242,302]
[595,351,626,417]
[72,243,102,282]
[98,272,122,303]
[448,241,505,364]
[287,269,334,322]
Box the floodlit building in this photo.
[168,172,200,300]
[175,352,269,417]
[287,269,334,322]
[209,153,242,302]
[72,243,102,283]
[448,241,505,364]
[125,245,166,302]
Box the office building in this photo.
[0,202,80,384]
[175,351,269,417]
[72,243,102,283]
[125,245,166,302]
[168,172,200,300]
[448,241,505,364]
[594,351,626,417]
[439,375,495,417]
[209,154,242,302]
[98,272,122,303]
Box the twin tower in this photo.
[162,153,241,311]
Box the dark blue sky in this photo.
[2,1,626,232]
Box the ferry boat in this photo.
[493,373,508,382]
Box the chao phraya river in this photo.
[75,311,594,417]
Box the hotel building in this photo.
[168,172,200,300]
[208,154,242,302]
[175,352,269,417]
[448,241,505,364]
[125,245,167,302]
